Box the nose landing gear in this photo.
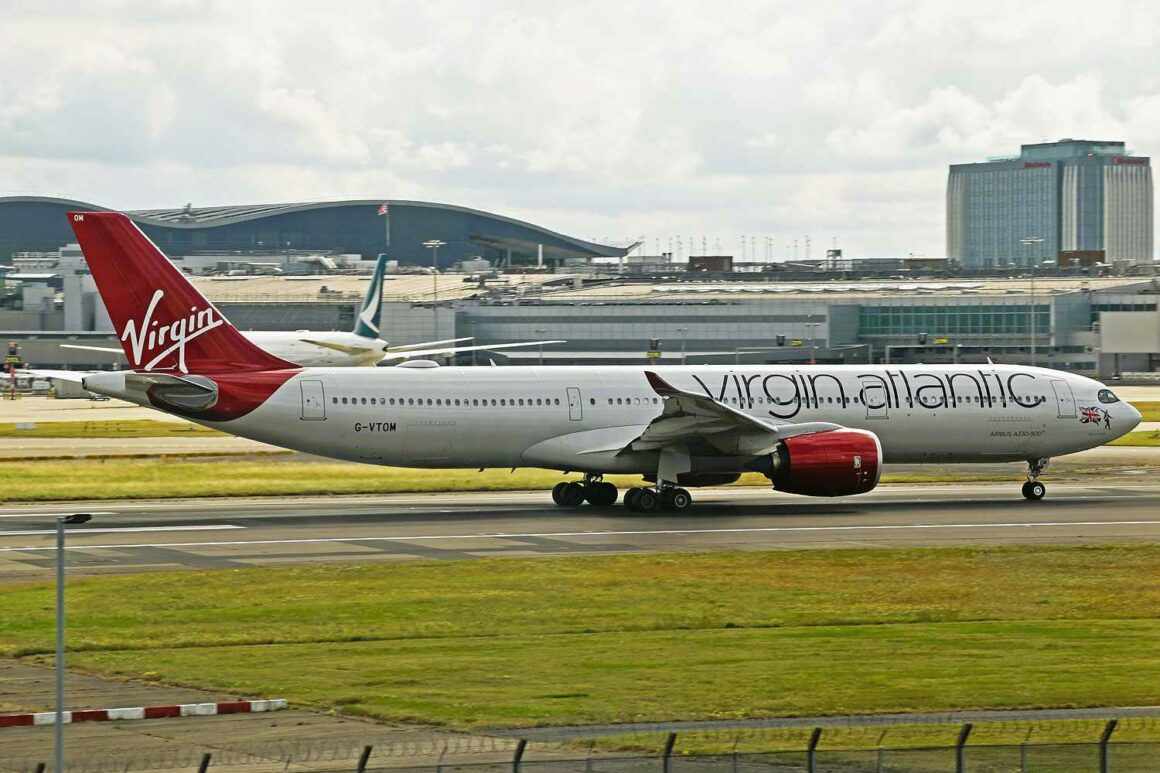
[1022,458,1050,501]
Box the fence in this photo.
[6,721,1160,773]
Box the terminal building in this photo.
[3,195,1160,380]
[947,139,1153,269]
[0,196,628,267]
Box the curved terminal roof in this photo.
[125,199,623,257]
[0,196,628,263]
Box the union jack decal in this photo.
[1080,406,1102,424]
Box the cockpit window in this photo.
[1098,389,1120,404]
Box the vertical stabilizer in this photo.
[354,254,388,338]
[68,212,297,374]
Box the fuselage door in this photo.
[863,383,889,419]
[566,387,583,421]
[1050,379,1076,419]
[300,379,327,421]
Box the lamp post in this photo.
[422,240,446,341]
[55,513,93,773]
[1021,237,1045,366]
[676,327,688,365]
[534,328,547,366]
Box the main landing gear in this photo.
[551,475,618,507]
[623,485,693,513]
[550,477,693,512]
[1021,458,1049,501]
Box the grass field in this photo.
[1110,429,1160,446]
[4,546,1160,729]
[1132,401,1160,421]
[0,419,217,438]
[0,456,1147,503]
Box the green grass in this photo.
[5,455,1158,503]
[1131,401,1160,422]
[0,419,220,438]
[0,459,651,502]
[5,546,1160,728]
[1110,430,1160,447]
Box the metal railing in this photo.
[6,721,1160,773]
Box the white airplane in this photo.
[59,252,562,367]
[70,212,1141,510]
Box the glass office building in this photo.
[947,139,1153,268]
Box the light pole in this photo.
[55,513,93,773]
[1021,237,1045,366]
[422,240,446,341]
[676,327,688,365]
[806,317,818,365]
[534,328,547,366]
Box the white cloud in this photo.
[1,0,1159,257]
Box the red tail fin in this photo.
[68,212,295,374]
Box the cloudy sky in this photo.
[2,0,1159,258]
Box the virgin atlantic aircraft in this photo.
[69,212,1141,511]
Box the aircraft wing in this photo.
[16,369,91,383]
[379,340,566,363]
[626,371,842,456]
[60,344,124,356]
[297,338,379,356]
[386,337,473,353]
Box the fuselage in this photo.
[91,363,1142,475]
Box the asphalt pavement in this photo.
[2,482,1159,578]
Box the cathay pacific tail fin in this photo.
[354,254,388,338]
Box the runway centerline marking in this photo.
[0,520,1158,553]
[0,525,243,537]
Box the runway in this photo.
[2,483,1160,578]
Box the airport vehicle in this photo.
[60,253,560,367]
[71,212,1141,510]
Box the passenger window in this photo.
[332,397,338,405]
[1098,389,1119,404]
[589,398,595,405]
[554,398,560,405]
[608,399,614,405]
[341,397,348,404]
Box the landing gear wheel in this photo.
[1023,481,1046,501]
[551,482,569,506]
[558,481,587,507]
[663,487,692,512]
[633,488,659,513]
[585,481,618,506]
[624,488,642,511]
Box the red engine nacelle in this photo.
[768,429,882,497]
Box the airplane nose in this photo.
[1129,402,1143,430]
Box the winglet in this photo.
[644,370,679,396]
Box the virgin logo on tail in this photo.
[122,289,224,373]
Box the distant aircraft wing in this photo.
[379,340,566,363]
[386,337,473,353]
[60,344,124,356]
[298,338,379,356]
[625,371,842,456]
[16,369,90,383]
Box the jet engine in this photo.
[764,428,882,497]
